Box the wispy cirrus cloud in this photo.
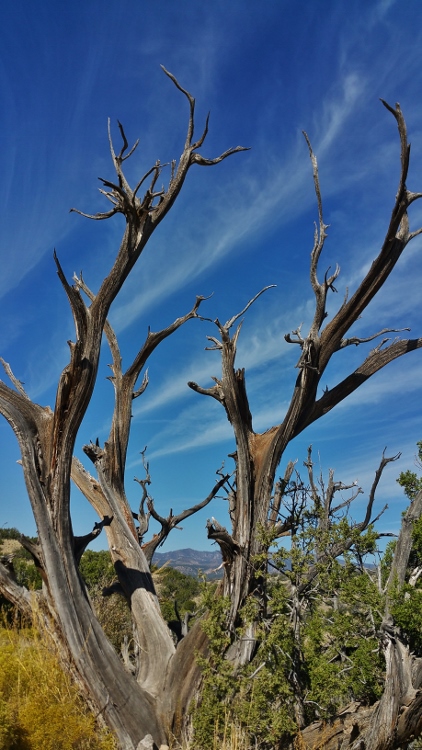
[109,72,369,334]
[131,334,422,465]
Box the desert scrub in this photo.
[191,581,296,749]
[0,623,115,750]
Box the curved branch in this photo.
[224,285,276,330]
[141,471,230,564]
[126,295,208,383]
[73,273,122,375]
[53,251,88,344]
[269,460,297,525]
[160,65,196,149]
[69,206,120,221]
[303,132,328,284]
[191,146,250,166]
[357,450,400,532]
[74,516,113,564]
[296,337,422,435]
[187,380,223,401]
[0,358,30,399]
[339,327,411,349]
[0,560,34,617]
[380,99,410,208]
[302,132,331,342]
[318,102,419,368]
[206,517,240,565]
[74,274,209,496]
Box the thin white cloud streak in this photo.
[133,296,310,420]
[132,221,421,429]
[314,74,366,157]
[132,348,422,463]
[133,360,217,419]
[8,29,421,402]
[0,27,109,301]
[29,112,422,405]
[110,72,367,333]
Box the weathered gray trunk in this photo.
[0,72,246,747]
[1,86,422,750]
[189,101,422,643]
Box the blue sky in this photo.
[1,0,422,554]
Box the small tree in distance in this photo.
[0,69,422,749]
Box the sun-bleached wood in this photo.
[0,82,421,749]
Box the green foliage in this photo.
[397,441,422,500]
[191,473,388,749]
[0,528,22,545]
[154,565,200,622]
[380,539,396,588]
[411,514,422,563]
[192,558,385,747]
[0,530,42,616]
[386,441,422,652]
[390,585,422,653]
[0,624,115,750]
[12,554,42,591]
[231,582,297,745]
[79,550,115,588]
[79,550,132,652]
[192,586,238,749]
[303,569,384,714]
[388,512,422,654]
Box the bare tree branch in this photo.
[0,358,30,399]
[357,450,400,531]
[298,337,422,434]
[339,327,411,349]
[269,460,297,525]
[140,468,230,564]
[224,285,276,330]
[74,516,113,564]
[0,558,34,617]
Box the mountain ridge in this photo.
[153,547,223,579]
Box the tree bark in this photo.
[1,87,422,749]
[0,69,246,748]
[189,102,422,639]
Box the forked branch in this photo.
[74,270,210,493]
[358,450,400,531]
[71,67,248,230]
[299,336,422,434]
[318,101,422,364]
[140,465,230,564]
[339,327,411,349]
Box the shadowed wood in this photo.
[0,84,421,750]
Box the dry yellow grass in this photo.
[0,622,116,750]
[0,539,21,555]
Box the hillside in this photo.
[154,548,223,579]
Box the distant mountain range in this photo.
[153,548,223,579]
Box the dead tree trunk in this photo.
[1,76,422,749]
[0,68,246,749]
[189,102,422,646]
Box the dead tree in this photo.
[0,68,245,749]
[0,67,421,749]
[188,101,422,645]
